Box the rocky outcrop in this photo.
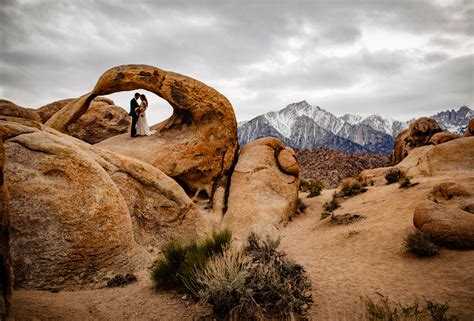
[297,148,390,188]
[391,118,442,164]
[464,119,474,137]
[459,199,474,214]
[223,137,299,239]
[36,98,75,123]
[431,182,471,200]
[0,135,13,320]
[428,132,461,145]
[1,117,205,290]
[414,201,474,249]
[37,97,130,144]
[46,65,238,201]
[0,99,40,122]
[66,97,130,144]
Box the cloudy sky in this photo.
[1,0,473,124]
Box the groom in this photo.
[129,92,141,137]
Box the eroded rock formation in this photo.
[428,132,461,145]
[223,137,299,239]
[46,65,238,200]
[465,118,474,137]
[414,200,474,249]
[1,116,205,290]
[0,99,40,122]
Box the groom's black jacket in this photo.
[129,98,139,118]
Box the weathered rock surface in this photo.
[46,65,238,200]
[1,117,204,290]
[391,118,442,164]
[429,132,461,145]
[36,98,75,123]
[414,201,474,249]
[0,136,13,319]
[223,137,299,239]
[459,199,474,214]
[66,97,130,144]
[37,97,130,144]
[0,99,40,122]
[431,182,471,200]
[464,118,474,137]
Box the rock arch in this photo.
[46,65,239,201]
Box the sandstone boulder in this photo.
[0,99,40,122]
[36,98,75,123]
[391,129,410,164]
[0,137,13,319]
[464,118,474,137]
[37,97,130,144]
[391,118,442,164]
[223,137,299,239]
[414,200,474,249]
[46,65,238,201]
[1,117,205,290]
[428,132,461,145]
[431,182,471,200]
[459,199,474,214]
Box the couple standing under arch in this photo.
[129,92,156,137]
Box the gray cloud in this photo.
[0,0,472,123]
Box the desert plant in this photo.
[195,233,313,320]
[399,176,418,189]
[297,197,307,213]
[323,192,340,213]
[299,178,324,197]
[338,178,368,197]
[106,273,138,288]
[385,169,405,184]
[149,229,232,292]
[362,294,458,321]
[320,211,331,220]
[405,230,439,258]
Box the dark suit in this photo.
[129,98,139,137]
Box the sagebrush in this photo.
[300,178,324,197]
[405,230,439,258]
[338,178,368,197]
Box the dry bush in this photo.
[299,179,324,197]
[405,230,439,258]
[323,192,340,213]
[338,178,368,197]
[385,169,405,184]
[297,197,307,214]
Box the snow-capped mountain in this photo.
[238,101,472,155]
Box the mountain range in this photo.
[238,102,473,155]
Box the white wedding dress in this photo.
[136,102,156,136]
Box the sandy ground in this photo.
[11,174,474,320]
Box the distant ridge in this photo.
[238,101,473,155]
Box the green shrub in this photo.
[195,233,313,320]
[362,294,458,321]
[385,169,405,184]
[297,197,307,213]
[323,192,340,213]
[149,229,232,292]
[405,230,439,258]
[300,179,324,197]
[338,178,368,197]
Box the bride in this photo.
[136,94,156,136]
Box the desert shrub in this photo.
[149,229,232,291]
[399,176,418,189]
[362,294,458,321]
[297,197,307,213]
[405,230,439,258]
[195,233,313,320]
[385,169,405,184]
[338,178,368,197]
[300,178,324,197]
[106,273,137,288]
[321,211,331,220]
[323,192,340,213]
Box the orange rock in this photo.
[464,118,474,137]
[428,132,461,145]
[0,99,40,122]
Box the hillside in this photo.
[297,148,390,188]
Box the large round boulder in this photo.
[36,98,75,123]
[414,201,474,249]
[428,132,461,145]
[1,117,204,290]
[46,65,238,201]
[223,137,299,239]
